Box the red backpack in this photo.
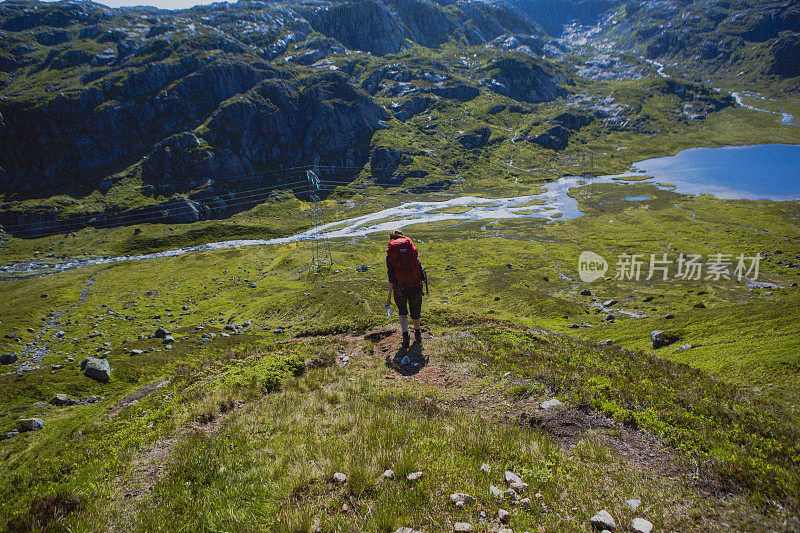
[387,237,423,291]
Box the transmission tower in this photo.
[306,170,333,274]
[580,150,596,178]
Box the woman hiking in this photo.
[385,230,425,348]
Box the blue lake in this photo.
[631,144,800,201]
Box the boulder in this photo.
[453,523,473,533]
[651,330,679,349]
[0,353,17,364]
[332,472,347,484]
[540,399,563,410]
[50,394,77,406]
[504,470,524,485]
[580,289,592,296]
[370,146,403,181]
[130,349,144,356]
[153,326,170,339]
[450,493,475,506]
[498,508,510,523]
[1,430,20,440]
[81,357,111,382]
[393,96,432,121]
[590,509,616,531]
[631,518,653,533]
[17,418,44,432]
[406,471,423,482]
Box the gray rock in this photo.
[383,469,394,479]
[406,471,423,482]
[332,472,347,484]
[0,353,18,364]
[18,418,44,432]
[498,508,510,522]
[580,288,592,296]
[625,499,641,511]
[599,339,614,346]
[154,326,169,338]
[651,330,679,349]
[393,528,422,533]
[631,518,653,533]
[1,430,20,440]
[481,463,491,473]
[504,470,524,485]
[129,349,144,356]
[540,398,562,410]
[517,497,531,509]
[453,523,473,533]
[663,314,674,319]
[162,335,174,344]
[603,299,617,307]
[81,357,111,382]
[509,481,527,492]
[590,509,616,531]
[450,493,475,506]
[490,485,504,498]
[693,302,706,309]
[50,394,76,406]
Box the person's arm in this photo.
[386,255,395,305]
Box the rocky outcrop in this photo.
[370,146,403,182]
[457,127,491,149]
[768,32,800,78]
[481,57,565,104]
[392,96,432,121]
[301,1,405,56]
[528,125,571,150]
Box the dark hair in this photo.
[389,230,404,240]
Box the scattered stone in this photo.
[450,493,475,506]
[676,344,693,351]
[162,335,174,344]
[569,323,580,328]
[55,330,65,338]
[0,353,18,364]
[631,518,653,533]
[407,471,423,482]
[490,485,504,499]
[504,470,523,485]
[509,481,527,492]
[1,430,20,440]
[642,296,654,302]
[693,302,706,309]
[17,418,44,432]
[603,299,617,307]
[153,326,169,338]
[590,510,616,531]
[605,314,615,322]
[481,463,491,473]
[651,330,679,349]
[383,469,395,479]
[394,528,422,533]
[503,488,518,501]
[540,399,562,410]
[81,357,111,382]
[332,472,347,484]
[599,339,614,346]
[130,349,144,356]
[453,523,473,533]
[790,282,797,287]
[663,314,674,319]
[50,394,76,406]
[498,508,511,523]
[625,499,641,511]
[517,497,531,509]
[220,332,230,338]
[580,288,592,296]
[498,529,513,533]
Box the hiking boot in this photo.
[402,332,410,349]
[414,329,422,343]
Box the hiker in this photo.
[386,230,425,348]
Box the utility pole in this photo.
[306,170,333,275]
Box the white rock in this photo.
[332,472,347,484]
[393,528,422,533]
[498,508,511,523]
[498,529,513,533]
[590,510,616,531]
[453,523,473,533]
[540,398,563,409]
[480,463,491,473]
[504,470,523,485]
[516,497,531,509]
[631,518,653,533]
[625,499,640,511]
[383,469,395,479]
[509,481,528,492]
[407,471,423,482]
[489,485,504,498]
[450,493,475,505]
